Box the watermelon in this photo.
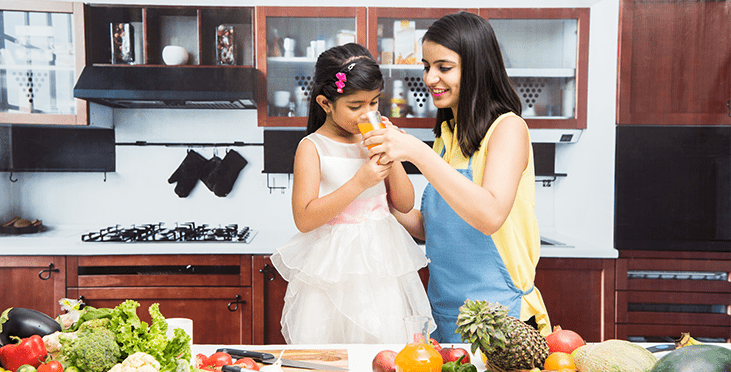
[650,344,731,372]
[573,339,657,372]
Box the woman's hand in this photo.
[363,119,430,165]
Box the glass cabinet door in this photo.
[367,8,478,129]
[0,1,86,125]
[483,8,589,129]
[256,7,366,127]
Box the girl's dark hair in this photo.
[423,11,522,157]
[307,43,384,134]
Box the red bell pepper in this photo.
[0,335,48,372]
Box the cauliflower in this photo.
[59,327,122,372]
[109,352,161,372]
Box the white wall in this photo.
[1,0,619,252]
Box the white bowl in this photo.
[272,90,291,108]
[162,45,189,65]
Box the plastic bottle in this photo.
[390,80,406,118]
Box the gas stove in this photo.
[81,223,256,243]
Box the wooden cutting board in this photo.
[254,349,348,371]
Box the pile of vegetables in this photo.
[0,300,191,372]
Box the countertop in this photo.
[0,224,618,258]
[193,342,730,372]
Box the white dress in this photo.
[270,132,433,344]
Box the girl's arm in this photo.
[366,116,529,236]
[291,138,392,233]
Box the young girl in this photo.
[364,12,551,341]
[270,43,433,344]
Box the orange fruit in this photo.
[544,352,576,370]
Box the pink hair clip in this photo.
[335,72,347,93]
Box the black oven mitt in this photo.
[167,150,207,197]
[200,154,222,192]
[209,149,248,197]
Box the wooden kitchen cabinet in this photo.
[0,0,88,125]
[0,256,66,317]
[66,255,253,345]
[255,7,367,127]
[84,4,253,67]
[617,0,731,125]
[251,255,287,345]
[616,251,731,342]
[534,258,615,342]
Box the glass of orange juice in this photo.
[394,315,442,372]
[358,110,384,150]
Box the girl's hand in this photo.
[354,153,392,190]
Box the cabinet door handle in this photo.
[38,263,60,280]
[227,294,246,312]
[259,263,277,281]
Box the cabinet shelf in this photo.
[0,64,75,71]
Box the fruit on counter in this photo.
[543,352,575,371]
[207,352,233,368]
[0,308,62,346]
[456,300,548,372]
[439,348,470,364]
[233,357,259,371]
[37,361,62,372]
[429,338,442,352]
[371,349,397,372]
[0,335,47,372]
[673,332,701,349]
[545,326,585,354]
[573,339,656,372]
[649,344,731,372]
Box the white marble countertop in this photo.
[0,224,618,258]
[192,342,730,372]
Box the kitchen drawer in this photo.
[616,258,730,292]
[616,291,731,326]
[66,286,253,345]
[67,254,252,287]
[616,324,731,342]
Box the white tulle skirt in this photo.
[270,208,432,344]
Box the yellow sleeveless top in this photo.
[433,112,551,336]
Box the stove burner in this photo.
[81,222,256,243]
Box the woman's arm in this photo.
[291,138,392,233]
[390,207,425,241]
[384,160,414,213]
[366,116,529,236]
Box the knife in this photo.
[645,344,676,353]
[217,348,348,371]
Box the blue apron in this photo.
[421,154,533,343]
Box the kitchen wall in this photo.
[1,0,618,253]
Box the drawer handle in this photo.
[227,294,246,312]
[260,264,277,282]
[38,263,60,280]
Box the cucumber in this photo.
[0,308,62,345]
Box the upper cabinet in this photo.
[617,0,731,125]
[255,7,367,127]
[256,7,589,129]
[84,4,253,67]
[0,0,87,125]
[482,8,589,130]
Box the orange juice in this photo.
[394,342,443,372]
[358,111,384,149]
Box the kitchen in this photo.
[1,0,730,368]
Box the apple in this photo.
[372,349,397,372]
[429,338,443,352]
[440,347,471,364]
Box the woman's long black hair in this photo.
[423,12,522,157]
[306,43,384,134]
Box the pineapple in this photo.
[455,299,548,372]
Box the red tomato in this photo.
[38,361,63,372]
[234,358,259,371]
[207,352,233,367]
[195,353,210,368]
[429,338,443,352]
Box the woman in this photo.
[365,12,551,342]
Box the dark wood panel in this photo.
[535,258,615,342]
[0,256,66,317]
[251,255,287,345]
[616,324,731,342]
[78,274,242,287]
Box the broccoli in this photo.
[60,327,122,372]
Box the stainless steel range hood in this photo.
[73,65,258,109]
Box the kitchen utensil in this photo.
[645,344,676,353]
[217,348,348,371]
